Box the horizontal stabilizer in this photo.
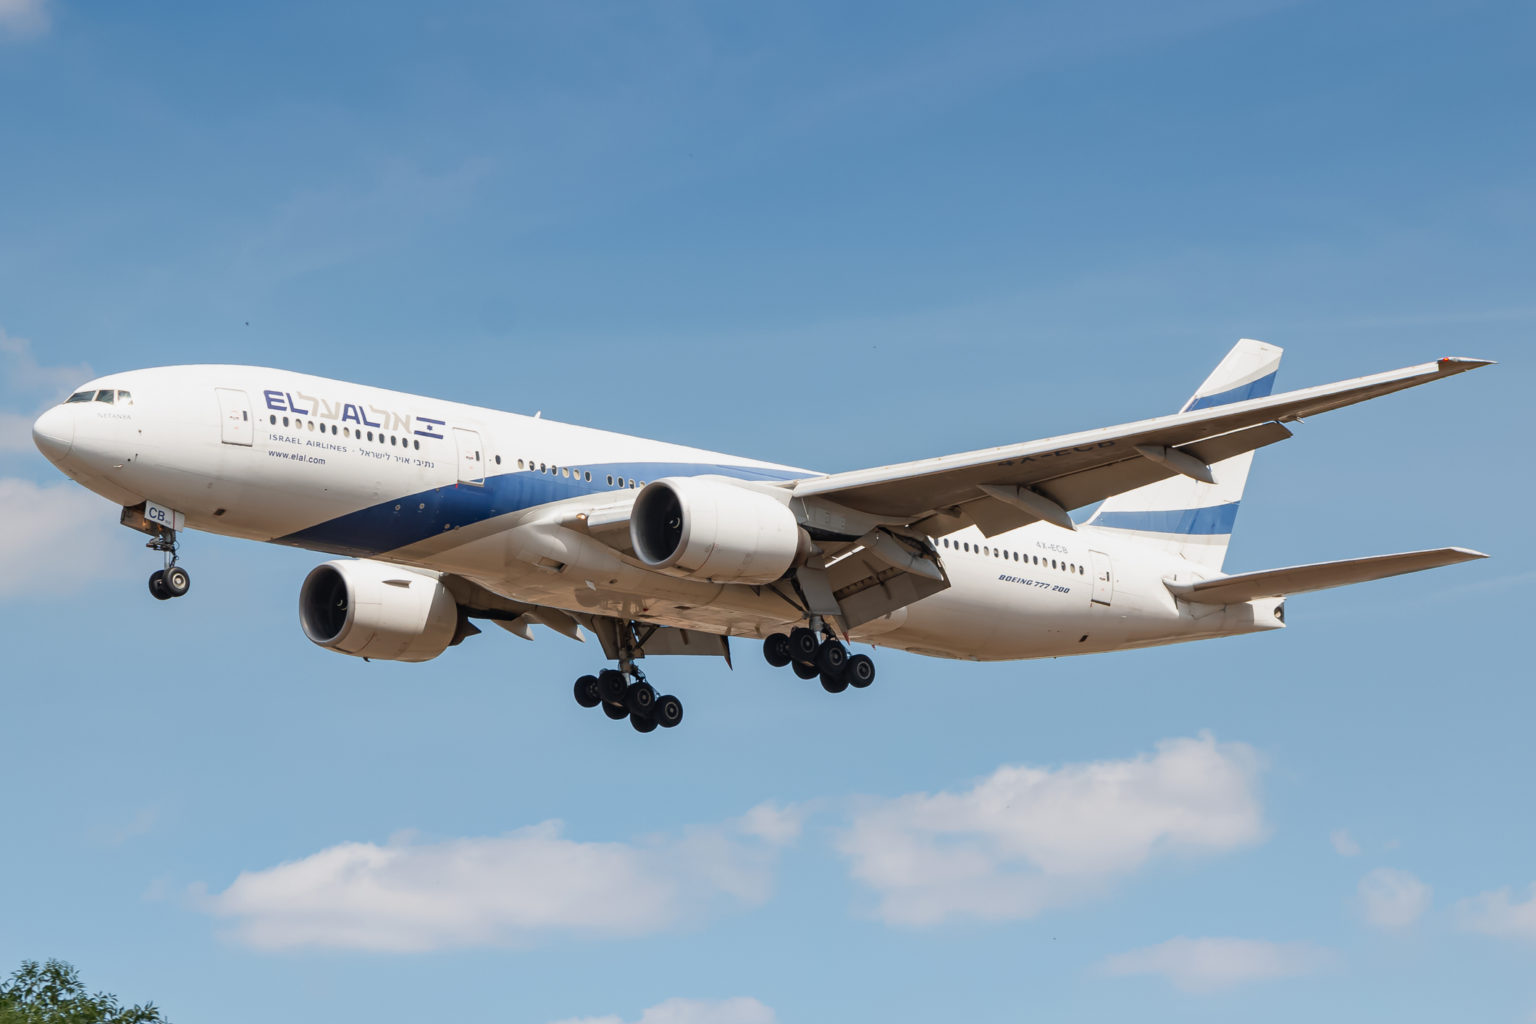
[1167,547,1487,604]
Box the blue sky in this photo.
[2,1,1533,1021]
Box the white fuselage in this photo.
[34,365,1284,661]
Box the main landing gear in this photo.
[572,664,684,735]
[146,529,190,601]
[762,624,876,694]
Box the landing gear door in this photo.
[215,388,254,446]
[1089,549,1114,606]
[453,428,485,486]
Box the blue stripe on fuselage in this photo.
[274,461,803,557]
[1090,502,1240,536]
[1184,370,1278,411]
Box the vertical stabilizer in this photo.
[1084,339,1282,570]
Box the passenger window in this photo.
[366,431,373,441]
[94,390,115,404]
[343,428,351,438]
[283,416,291,427]
[628,479,635,488]
[606,475,614,485]
[117,390,133,405]
[66,391,93,403]
[269,414,277,425]
[518,459,525,469]
[584,471,592,482]
[560,467,569,478]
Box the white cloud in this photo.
[1456,884,1536,940]
[0,412,36,453]
[836,733,1264,925]
[0,478,125,599]
[0,0,48,39]
[1330,829,1361,857]
[1,329,88,400]
[1100,937,1331,993]
[199,803,796,951]
[549,996,776,1024]
[736,802,802,846]
[1358,868,1431,930]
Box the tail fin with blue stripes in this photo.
[1084,339,1283,571]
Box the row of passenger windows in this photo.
[940,535,1085,575]
[515,458,645,489]
[66,389,132,405]
[270,413,426,450]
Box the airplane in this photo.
[30,340,1489,734]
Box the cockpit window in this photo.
[117,390,133,405]
[94,389,116,404]
[66,391,94,404]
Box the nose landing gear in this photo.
[763,621,877,694]
[146,530,190,601]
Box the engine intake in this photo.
[630,477,804,585]
[299,559,460,662]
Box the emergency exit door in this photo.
[453,428,484,485]
[215,388,253,446]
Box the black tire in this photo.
[148,570,171,601]
[821,669,849,694]
[655,694,684,728]
[792,660,820,680]
[816,639,848,677]
[763,633,792,668]
[846,654,876,689]
[162,565,190,597]
[597,669,627,704]
[630,713,657,733]
[625,680,657,717]
[574,675,602,708]
[789,627,819,663]
[602,701,629,720]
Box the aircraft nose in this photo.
[32,405,75,462]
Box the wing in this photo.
[1166,547,1487,604]
[789,356,1492,537]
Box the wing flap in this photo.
[1167,547,1487,604]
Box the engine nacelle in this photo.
[299,559,460,663]
[630,477,805,585]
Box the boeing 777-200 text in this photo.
[31,340,1490,734]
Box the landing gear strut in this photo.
[146,529,190,601]
[763,620,877,694]
[570,627,685,734]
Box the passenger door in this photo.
[215,388,253,446]
[453,428,485,486]
[1089,549,1114,606]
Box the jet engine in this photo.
[630,477,807,585]
[299,559,461,662]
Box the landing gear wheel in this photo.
[602,702,629,721]
[763,633,792,668]
[789,627,820,664]
[148,570,171,601]
[574,675,602,708]
[846,654,876,688]
[597,669,627,705]
[792,660,820,680]
[815,639,848,677]
[821,669,849,693]
[162,565,190,598]
[624,681,657,718]
[630,713,657,733]
[655,694,684,728]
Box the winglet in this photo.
[1437,356,1496,373]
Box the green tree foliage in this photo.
[0,960,167,1024]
